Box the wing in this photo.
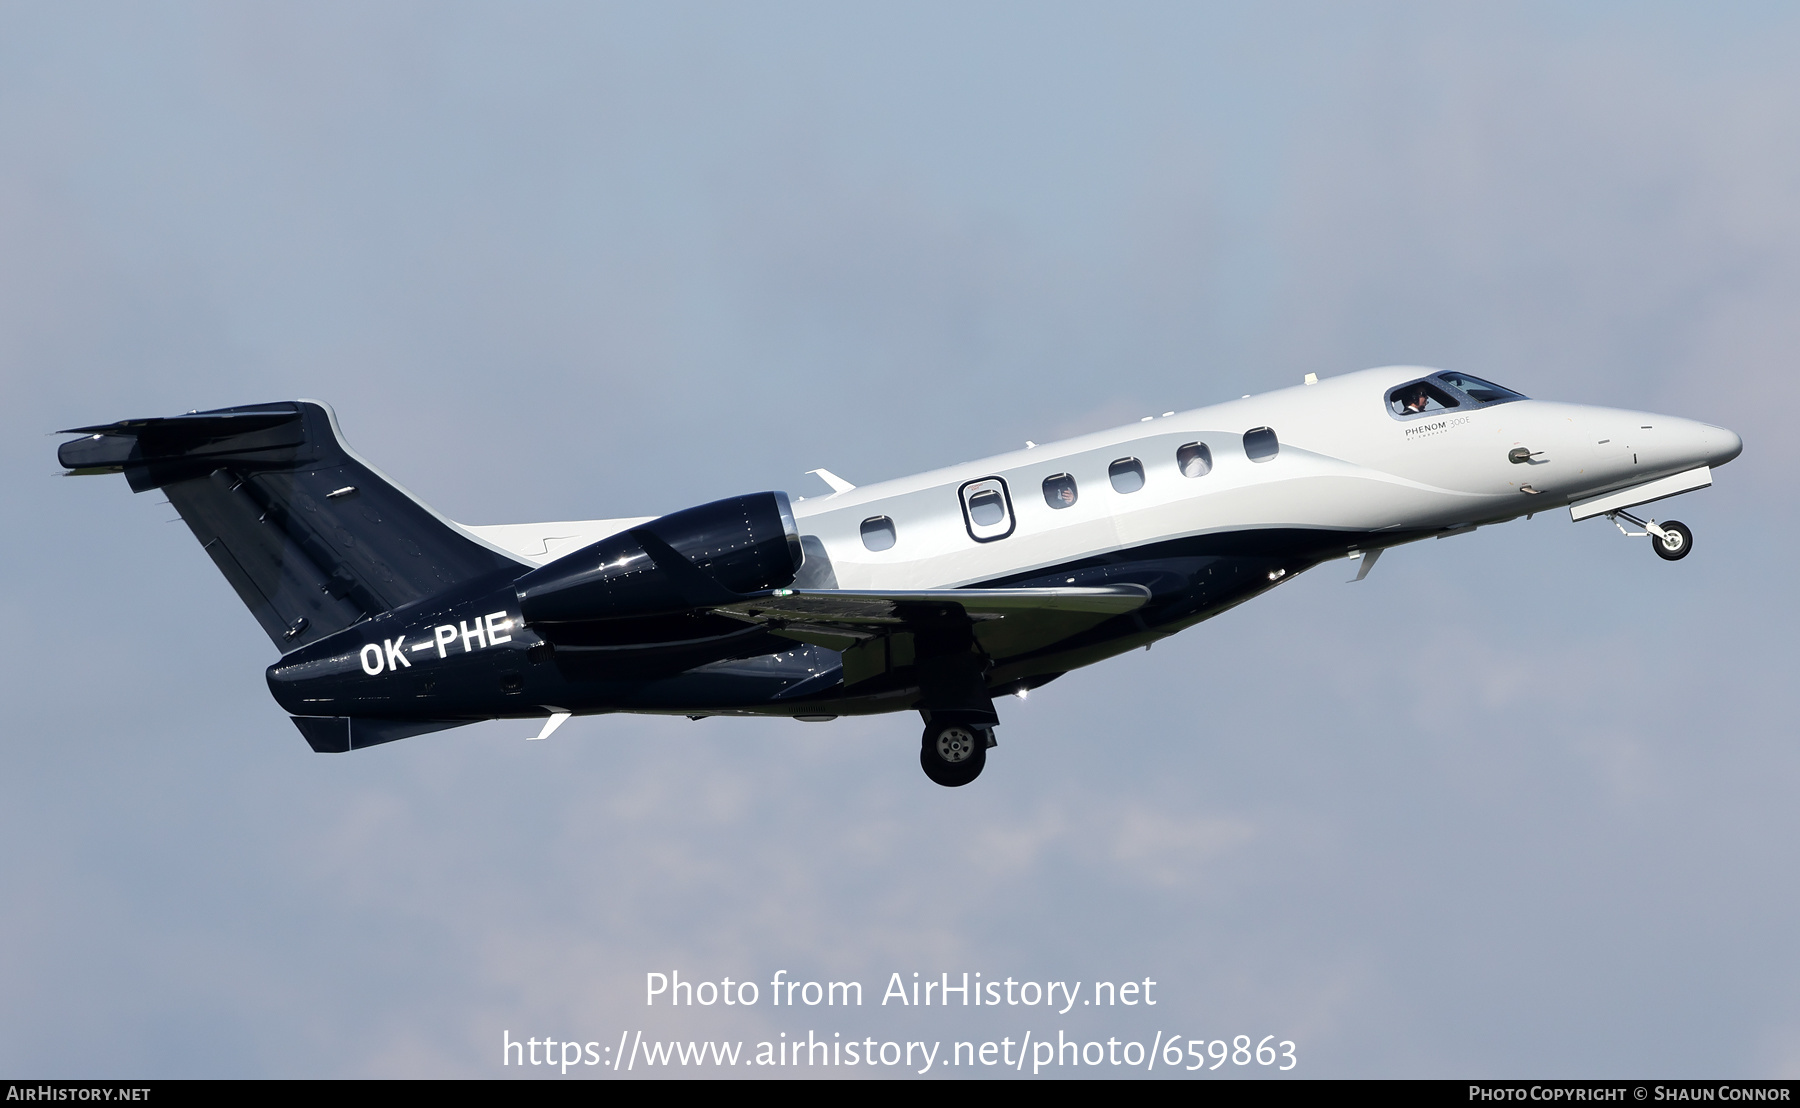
[711,585,1151,688]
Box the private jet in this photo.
[57,366,1741,785]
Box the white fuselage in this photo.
[468,366,1743,590]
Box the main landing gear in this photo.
[920,719,992,787]
[1607,510,1693,561]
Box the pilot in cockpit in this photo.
[1402,383,1432,414]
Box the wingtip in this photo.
[805,468,857,494]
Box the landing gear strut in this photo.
[1608,510,1693,561]
[920,720,990,787]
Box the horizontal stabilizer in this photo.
[291,715,475,753]
[58,401,526,651]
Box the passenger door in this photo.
[959,477,1015,542]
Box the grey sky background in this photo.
[2,1,1797,1077]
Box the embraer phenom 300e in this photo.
[60,367,1741,786]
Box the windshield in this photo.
[1388,380,1460,416]
[1435,372,1527,405]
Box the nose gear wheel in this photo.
[1608,509,1694,561]
[1651,519,1692,561]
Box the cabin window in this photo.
[1243,427,1279,462]
[1434,372,1527,406]
[860,516,897,552]
[1387,380,1461,417]
[1108,457,1145,494]
[969,489,1006,526]
[1176,442,1212,478]
[959,477,1015,542]
[1042,473,1078,509]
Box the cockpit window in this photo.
[1435,372,1527,405]
[1387,380,1461,417]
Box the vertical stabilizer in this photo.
[58,401,527,650]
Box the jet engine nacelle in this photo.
[514,491,801,624]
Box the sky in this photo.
[2,0,1797,1078]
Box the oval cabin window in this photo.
[860,516,897,552]
[1176,442,1212,477]
[1243,427,1279,462]
[1108,457,1145,494]
[1042,473,1078,509]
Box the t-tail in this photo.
[57,400,527,651]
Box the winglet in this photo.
[806,468,856,494]
[529,710,571,741]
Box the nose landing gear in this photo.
[920,720,991,787]
[1608,510,1693,561]
[1650,520,1693,560]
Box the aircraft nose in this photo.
[1707,425,1744,467]
[1657,416,1742,470]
